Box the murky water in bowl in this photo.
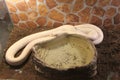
[34,35,95,70]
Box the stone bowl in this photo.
[32,34,97,79]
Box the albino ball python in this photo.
[5,24,104,66]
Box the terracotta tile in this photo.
[114,13,120,24]
[18,13,28,21]
[73,0,84,12]
[57,4,70,13]
[38,0,44,2]
[98,0,110,7]
[78,7,91,16]
[28,0,37,10]
[6,0,20,3]
[36,17,47,26]
[53,22,63,28]
[56,0,73,3]
[28,11,38,20]
[85,0,97,6]
[103,18,112,28]
[78,7,91,22]
[105,7,116,17]
[16,1,28,11]
[46,0,57,9]
[92,7,105,17]
[26,21,37,27]
[10,14,19,24]
[6,1,17,12]
[90,16,102,26]
[46,20,53,28]
[111,0,120,6]
[66,14,79,23]
[38,4,48,17]
[19,22,28,27]
[80,15,90,23]
[48,9,64,22]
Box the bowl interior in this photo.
[33,35,96,70]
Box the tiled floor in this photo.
[5,0,120,28]
[0,21,11,62]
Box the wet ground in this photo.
[0,26,120,80]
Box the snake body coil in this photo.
[5,24,104,66]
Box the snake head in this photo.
[74,24,104,45]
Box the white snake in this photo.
[5,24,104,66]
